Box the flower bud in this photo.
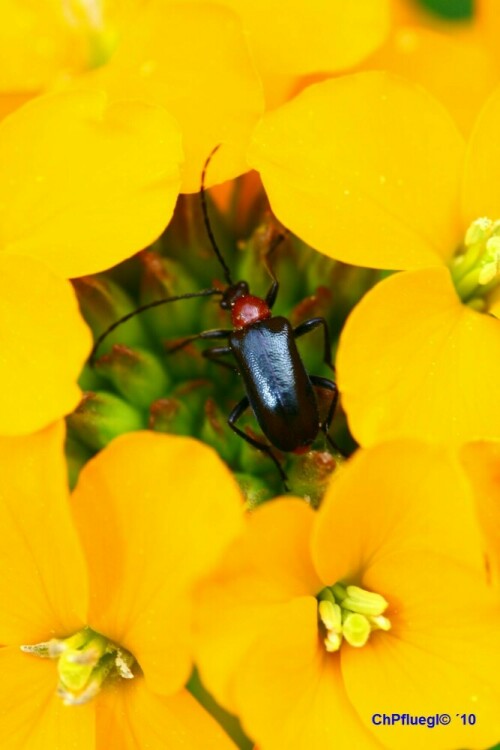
[94,345,171,410]
[67,391,145,451]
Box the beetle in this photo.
[90,146,338,487]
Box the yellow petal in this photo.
[233,597,380,750]
[462,83,500,225]
[313,441,485,589]
[176,0,390,77]
[477,0,500,75]
[195,499,322,710]
[461,441,500,588]
[0,254,92,435]
[97,680,237,750]
[248,72,464,270]
[0,92,33,120]
[227,498,322,597]
[71,432,243,697]
[0,0,135,99]
[489,285,500,318]
[0,0,79,93]
[0,422,88,645]
[342,603,500,750]
[337,267,500,446]
[0,90,182,277]
[74,2,264,193]
[0,647,94,750]
[367,25,497,136]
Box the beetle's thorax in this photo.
[231,295,272,329]
[219,280,272,329]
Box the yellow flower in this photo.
[189,0,391,78]
[66,0,393,187]
[195,441,500,750]
[0,0,130,117]
[365,20,497,135]
[171,0,390,109]
[0,422,243,748]
[69,1,265,192]
[248,72,500,446]
[0,87,183,435]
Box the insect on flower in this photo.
[90,146,339,488]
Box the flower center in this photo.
[317,582,391,652]
[449,218,500,309]
[21,626,135,705]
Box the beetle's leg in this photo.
[294,317,334,371]
[228,397,289,490]
[263,232,286,309]
[165,328,232,355]
[309,375,343,453]
[202,346,239,374]
[264,277,279,309]
[264,260,279,309]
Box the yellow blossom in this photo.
[0,0,133,117]
[195,441,500,749]
[365,22,497,135]
[188,0,391,77]
[247,72,500,445]
[0,422,243,748]
[69,1,265,192]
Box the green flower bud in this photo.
[94,344,171,410]
[233,473,274,508]
[200,398,240,464]
[73,275,150,352]
[67,391,145,451]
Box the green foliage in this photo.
[416,0,473,20]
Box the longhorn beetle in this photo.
[90,146,339,488]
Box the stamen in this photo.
[450,217,500,306]
[317,582,391,653]
[342,613,371,648]
[21,627,136,705]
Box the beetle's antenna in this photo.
[200,144,234,287]
[89,288,223,366]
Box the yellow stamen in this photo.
[317,582,391,653]
[21,626,136,706]
[342,613,371,648]
[450,217,500,305]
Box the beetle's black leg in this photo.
[265,276,279,309]
[202,346,239,374]
[294,317,334,371]
[165,329,232,355]
[228,397,289,490]
[309,375,342,452]
[264,232,286,309]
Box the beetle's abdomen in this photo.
[229,317,319,452]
